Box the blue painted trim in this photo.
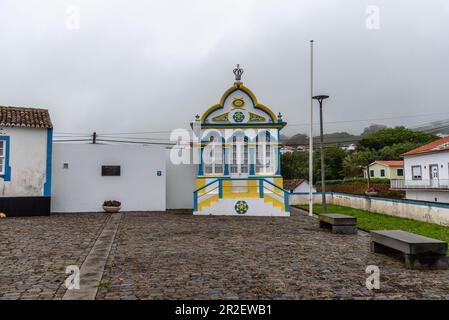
[249,147,255,175]
[276,129,280,175]
[196,174,282,179]
[193,191,198,211]
[198,148,203,175]
[224,148,229,175]
[200,123,283,128]
[289,191,449,209]
[0,136,11,181]
[218,180,223,199]
[284,191,289,211]
[43,128,53,196]
[259,180,264,198]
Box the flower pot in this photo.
[365,191,378,196]
[103,206,121,213]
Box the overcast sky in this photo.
[1,0,448,139]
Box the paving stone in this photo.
[0,212,108,300]
[1,209,449,300]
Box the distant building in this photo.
[0,106,53,216]
[280,146,295,154]
[363,160,404,179]
[391,136,449,203]
[283,179,316,193]
[341,143,357,152]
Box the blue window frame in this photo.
[0,136,11,181]
[380,169,385,177]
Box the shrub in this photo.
[103,200,121,207]
[316,178,390,185]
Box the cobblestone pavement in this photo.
[0,213,109,300]
[1,210,449,300]
[96,209,449,300]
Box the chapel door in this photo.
[229,136,249,193]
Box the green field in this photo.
[296,204,449,248]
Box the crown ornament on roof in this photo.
[233,64,244,82]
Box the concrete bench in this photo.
[319,214,357,234]
[371,230,448,270]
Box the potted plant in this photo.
[365,187,379,196]
[103,200,121,213]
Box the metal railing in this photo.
[391,179,449,190]
[193,177,289,212]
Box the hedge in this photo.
[315,178,390,186]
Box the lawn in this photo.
[296,204,449,248]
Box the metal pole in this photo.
[319,101,327,213]
[308,40,314,217]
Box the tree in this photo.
[361,124,387,136]
[313,146,346,181]
[358,126,437,151]
[342,149,378,188]
[280,151,309,180]
[378,142,423,160]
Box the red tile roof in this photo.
[283,179,305,191]
[0,106,52,129]
[374,160,404,167]
[402,136,449,157]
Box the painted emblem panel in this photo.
[232,111,245,123]
[234,200,249,214]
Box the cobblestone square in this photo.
[1,209,448,299]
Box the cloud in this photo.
[0,0,448,138]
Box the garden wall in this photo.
[316,182,404,199]
[290,192,449,226]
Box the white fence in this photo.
[290,192,449,226]
[391,179,449,190]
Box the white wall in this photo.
[0,127,48,196]
[404,151,449,181]
[406,190,449,203]
[165,149,196,209]
[52,143,166,212]
[289,192,449,226]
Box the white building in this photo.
[342,143,357,152]
[192,66,289,216]
[391,136,449,203]
[0,106,53,216]
[283,179,316,193]
[51,143,166,212]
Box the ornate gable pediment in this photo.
[201,83,277,125]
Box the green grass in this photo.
[95,280,111,289]
[297,204,449,250]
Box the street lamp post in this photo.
[312,95,329,213]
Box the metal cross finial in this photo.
[233,64,244,82]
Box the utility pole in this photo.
[313,95,330,213]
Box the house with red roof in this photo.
[390,136,449,203]
[363,160,404,179]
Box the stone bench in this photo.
[319,214,357,234]
[371,230,448,270]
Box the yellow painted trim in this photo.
[198,194,219,211]
[200,82,278,123]
[264,194,285,211]
[196,178,206,195]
